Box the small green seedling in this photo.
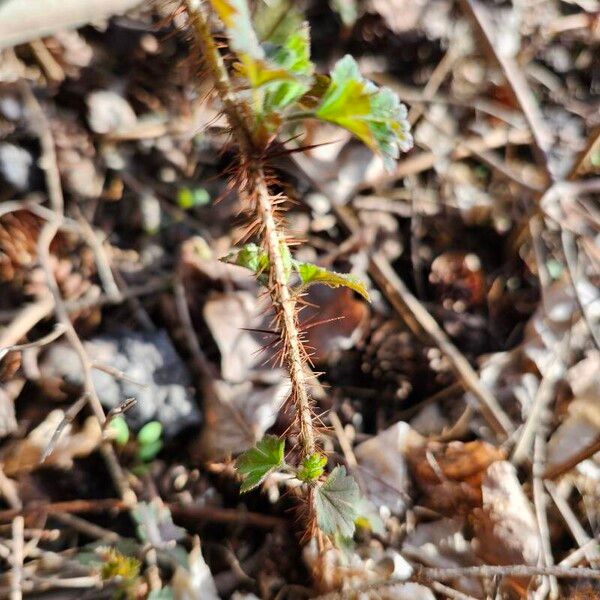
[108,418,163,462]
[136,421,163,462]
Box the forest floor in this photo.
[0,0,599,598]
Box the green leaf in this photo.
[137,439,163,462]
[314,466,360,538]
[108,416,130,446]
[137,421,163,446]
[224,242,292,283]
[295,262,370,301]
[297,453,327,482]
[262,23,314,113]
[235,435,285,493]
[315,55,412,170]
[177,187,210,209]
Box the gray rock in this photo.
[42,330,201,438]
[0,143,33,190]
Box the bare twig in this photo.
[532,432,559,599]
[40,393,89,464]
[0,296,55,349]
[546,481,600,566]
[0,323,66,361]
[20,85,64,214]
[10,516,24,600]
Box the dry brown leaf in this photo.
[472,460,540,565]
[406,440,505,515]
[547,397,600,473]
[1,410,102,476]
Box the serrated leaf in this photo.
[236,435,285,492]
[315,55,412,170]
[314,466,360,538]
[297,452,327,482]
[295,262,370,301]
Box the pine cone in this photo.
[360,317,453,403]
[0,210,41,286]
[0,210,101,329]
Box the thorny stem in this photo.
[184,0,316,458]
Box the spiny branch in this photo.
[184,0,316,458]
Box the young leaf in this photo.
[315,55,412,170]
[314,466,360,538]
[107,416,130,446]
[224,242,292,283]
[137,421,163,447]
[295,262,370,301]
[225,243,270,275]
[297,452,327,482]
[262,23,314,113]
[235,435,285,493]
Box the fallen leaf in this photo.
[354,422,422,517]
[1,410,102,476]
[203,291,280,384]
[197,378,290,460]
[406,440,505,515]
[472,460,540,565]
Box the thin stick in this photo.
[20,85,64,214]
[418,564,600,581]
[546,481,600,566]
[0,296,55,349]
[40,394,89,464]
[10,516,24,600]
[533,433,559,599]
[0,323,66,360]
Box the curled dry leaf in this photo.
[0,410,102,476]
[472,460,540,566]
[406,440,505,515]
